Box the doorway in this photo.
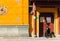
[39,12,54,37]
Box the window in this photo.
[40,17,44,22]
[46,17,51,23]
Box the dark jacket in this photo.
[46,28,50,34]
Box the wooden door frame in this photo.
[36,7,58,37]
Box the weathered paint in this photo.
[0,0,28,25]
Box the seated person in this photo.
[50,32,56,38]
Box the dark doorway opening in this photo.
[39,12,54,37]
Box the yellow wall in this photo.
[0,0,29,25]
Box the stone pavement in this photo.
[0,37,60,41]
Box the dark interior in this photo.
[39,12,54,37]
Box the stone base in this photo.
[0,25,29,37]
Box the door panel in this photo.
[39,12,54,37]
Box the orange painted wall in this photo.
[0,0,29,25]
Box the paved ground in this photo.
[0,37,60,41]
